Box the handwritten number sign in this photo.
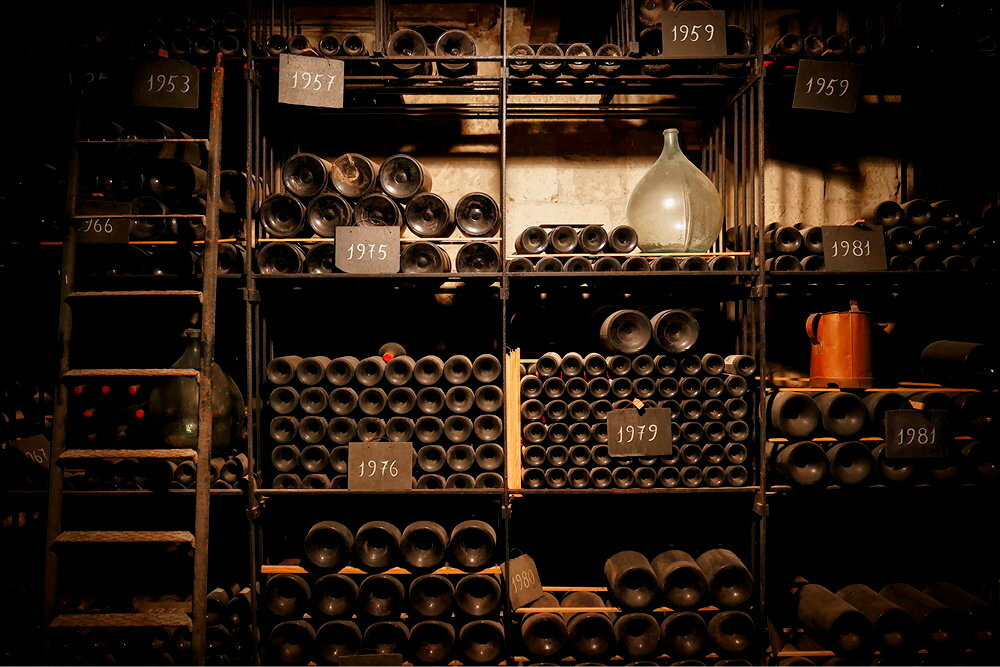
[607,407,673,457]
[134,60,200,109]
[348,441,411,490]
[335,227,400,274]
[821,224,887,271]
[885,410,950,459]
[501,554,544,609]
[661,11,727,57]
[793,60,862,113]
[278,54,344,108]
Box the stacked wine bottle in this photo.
[517,548,755,661]
[263,28,480,78]
[257,152,500,275]
[519,308,756,489]
[768,32,870,63]
[785,579,998,661]
[768,388,996,489]
[51,584,253,665]
[762,222,826,271]
[266,347,504,489]
[133,12,247,59]
[262,519,504,664]
[509,224,741,273]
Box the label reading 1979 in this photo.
[792,59,862,113]
[661,10,727,57]
[821,224,887,271]
[133,60,200,109]
[885,409,950,459]
[607,407,673,457]
[278,54,344,109]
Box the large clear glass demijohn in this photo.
[626,128,724,252]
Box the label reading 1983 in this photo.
[885,409,950,459]
[792,60,862,113]
[821,224,887,271]
[607,407,673,457]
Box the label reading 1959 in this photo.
[885,409,950,459]
[278,54,344,109]
[661,10,727,57]
[347,441,412,490]
[607,407,673,457]
[792,59,862,113]
[821,224,887,271]
[133,60,200,109]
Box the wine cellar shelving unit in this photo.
[4,0,998,665]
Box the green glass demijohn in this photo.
[149,328,245,453]
[626,128,724,252]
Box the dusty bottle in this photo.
[826,441,874,486]
[697,549,752,607]
[795,582,871,653]
[520,592,569,658]
[436,30,477,77]
[923,582,999,650]
[661,611,710,657]
[709,610,755,655]
[561,591,615,657]
[329,153,378,199]
[449,520,496,569]
[457,619,505,664]
[316,620,362,662]
[386,29,430,76]
[357,574,406,619]
[880,583,961,652]
[353,522,402,570]
[614,612,661,658]
[652,550,707,609]
[269,619,315,663]
[364,620,409,653]
[353,193,401,226]
[604,551,658,609]
[837,583,915,653]
[454,574,501,617]
[456,192,500,237]
[768,392,820,438]
[516,226,549,254]
[399,521,448,571]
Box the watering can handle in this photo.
[805,313,822,345]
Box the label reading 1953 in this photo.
[133,60,200,109]
[348,441,412,490]
[821,224,887,271]
[278,54,344,109]
[885,409,950,459]
[792,60,862,113]
[661,10,727,57]
[607,407,673,457]
[335,226,400,274]
[501,554,544,609]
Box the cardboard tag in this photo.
[335,227,400,274]
[821,224,887,271]
[793,59,862,113]
[279,54,345,109]
[885,409,950,459]
[348,441,412,490]
[661,11,728,57]
[134,60,200,109]
[607,407,673,457]
[501,554,544,609]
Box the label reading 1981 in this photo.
[661,10,727,57]
[607,407,673,457]
[501,554,544,609]
[885,409,950,459]
[335,226,400,274]
[821,224,887,271]
[278,54,344,109]
[792,59,862,113]
[133,60,200,109]
[347,441,412,490]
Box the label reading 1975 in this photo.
[607,407,673,457]
[133,60,200,109]
[793,59,862,113]
[821,224,887,271]
[335,226,400,274]
[885,410,950,459]
[278,54,344,109]
[661,10,727,57]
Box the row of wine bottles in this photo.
[520,596,756,661]
[523,371,752,403]
[299,519,497,571]
[267,616,504,665]
[525,441,748,468]
[770,439,997,488]
[267,352,501,388]
[514,225,638,255]
[769,32,870,61]
[591,309,726,355]
[522,462,750,489]
[508,253,742,273]
[523,350,756,380]
[129,12,246,58]
[271,470,505,489]
[769,388,993,440]
[274,442,503,477]
[77,243,244,277]
[63,452,248,491]
[269,382,503,417]
[255,240,502,275]
[605,548,752,610]
[270,412,503,446]
[790,579,996,656]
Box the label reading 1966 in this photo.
[885,410,950,459]
[133,60,200,109]
[661,10,727,57]
[347,441,412,490]
[501,554,544,609]
[821,224,887,271]
[793,59,862,113]
[607,407,673,457]
[278,54,344,109]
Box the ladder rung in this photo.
[59,449,198,462]
[63,369,199,378]
[54,530,195,545]
[68,290,203,300]
[71,214,206,220]
[50,611,192,629]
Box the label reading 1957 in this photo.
[133,60,200,109]
[885,410,950,459]
[661,11,727,57]
[607,407,673,457]
[793,59,862,113]
[348,441,412,490]
[335,226,400,274]
[278,54,344,109]
[821,224,887,271]
[501,554,544,609]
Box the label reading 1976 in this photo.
[278,54,344,109]
[348,441,412,490]
[792,59,862,113]
[501,554,544,609]
[661,10,727,57]
[821,224,887,271]
[133,60,200,109]
[607,407,673,457]
[335,226,400,274]
[885,410,950,459]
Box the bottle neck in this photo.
[660,130,681,159]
